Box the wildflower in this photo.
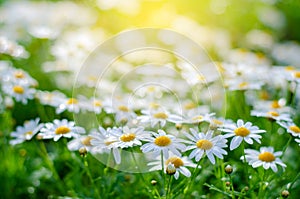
[148,153,196,180]
[184,129,228,164]
[251,110,292,122]
[2,83,36,104]
[184,112,215,124]
[138,109,183,127]
[10,118,43,145]
[278,121,300,137]
[39,119,85,141]
[141,129,186,158]
[219,119,266,150]
[110,126,151,148]
[243,146,286,172]
[90,127,121,164]
[67,134,96,153]
[55,96,88,114]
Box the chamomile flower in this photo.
[251,110,292,122]
[9,118,43,145]
[110,126,151,148]
[277,121,300,137]
[2,83,36,104]
[67,134,97,153]
[141,129,186,159]
[184,129,228,164]
[243,146,286,172]
[90,127,121,164]
[55,96,87,114]
[39,119,85,141]
[184,112,215,124]
[138,109,183,127]
[219,119,266,150]
[148,153,196,180]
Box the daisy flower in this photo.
[277,121,300,137]
[90,127,121,164]
[39,119,85,141]
[184,112,215,124]
[219,119,266,150]
[184,129,228,164]
[110,126,151,148]
[243,146,286,172]
[9,118,43,145]
[148,152,196,179]
[137,109,183,127]
[55,96,88,114]
[140,129,186,158]
[251,110,292,122]
[2,83,36,104]
[67,134,97,153]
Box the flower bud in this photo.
[151,180,157,186]
[225,165,233,174]
[281,190,289,198]
[166,163,176,175]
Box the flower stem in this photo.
[281,135,292,157]
[84,157,102,199]
[241,142,249,184]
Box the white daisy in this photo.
[90,127,121,164]
[55,96,88,114]
[184,129,228,164]
[9,118,43,145]
[2,83,36,104]
[39,119,85,141]
[140,129,186,159]
[277,121,300,137]
[137,109,183,127]
[67,134,97,153]
[110,126,151,148]
[243,146,286,172]
[219,119,266,150]
[148,152,196,180]
[184,112,215,124]
[251,110,292,122]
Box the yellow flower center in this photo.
[289,125,300,133]
[271,100,280,109]
[14,71,25,78]
[165,157,184,168]
[55,126,71,134]
[24,131,33,136]
[234,127,250,137]
[192,115,203,121]
[147,86,156,93]
[94,100,102,107]
[212,119,223,125]
[153,112,168,119]
[267,111,279,117]
[150,102,160,109]
[184,102,196,110]
[258,152,275,162]
[120,133,136,142]
[285,66,295,71]
[105,140,115,146]
[118,105,129,112]
[294,71,300,78]
[239,82,248,88]
[67,98,78,104]
[81,136,92,146]
[154,135,171,146]
[196,139,213,150]
[13,85,24,94]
